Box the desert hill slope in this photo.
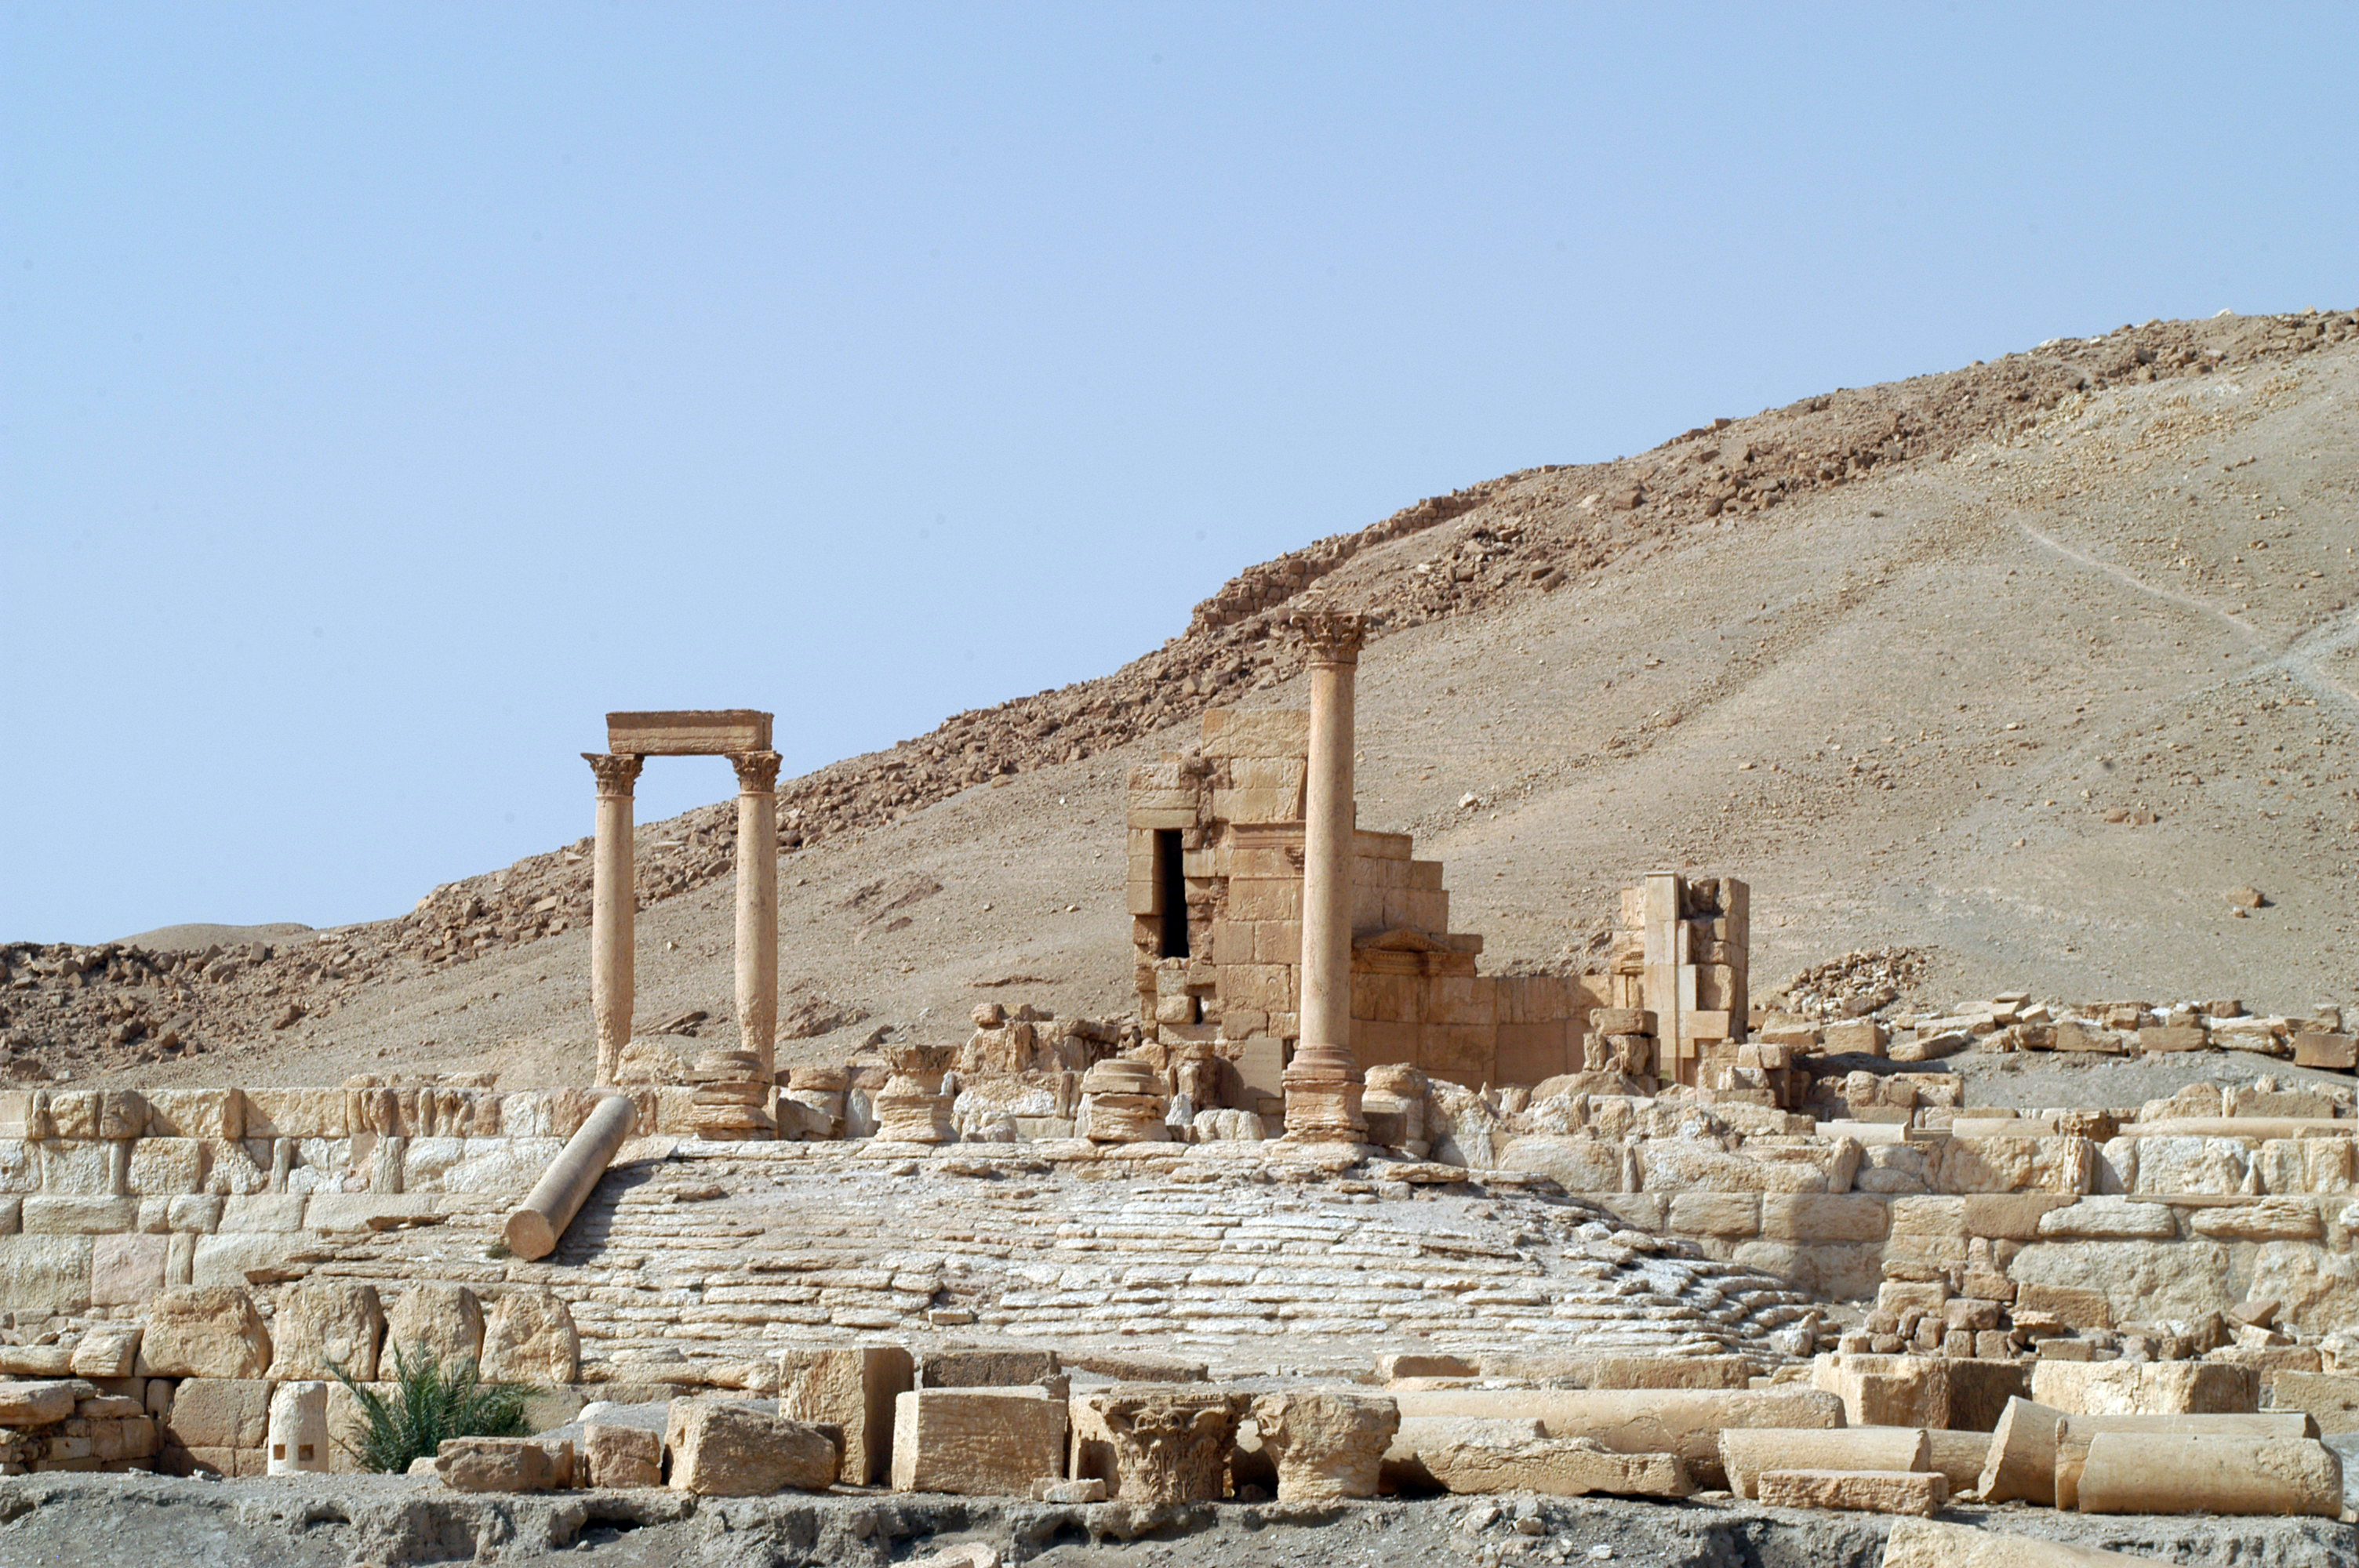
[8,308,2358,1087]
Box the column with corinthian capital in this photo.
[584,752,644,1086]
[731,750,783,1080]
[1282,608,1369,1142]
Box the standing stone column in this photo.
[731,750,783,1080]
[1284,608,1369,1142]
[584,752,645,1086]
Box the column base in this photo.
[1281,1043,1367,1141]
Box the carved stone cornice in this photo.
[583,752,645,798]
[731,750,783,793]
[1287,608,1367,666]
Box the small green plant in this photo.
[331,1343,533,1474]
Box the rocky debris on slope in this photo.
[5,312,2355,1073]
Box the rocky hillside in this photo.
[5,308,2356,1086]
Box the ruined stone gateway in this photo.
[4,627,2358,1563]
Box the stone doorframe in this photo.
[583,710,780,1086]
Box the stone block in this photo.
[127,1140,209,1197]
[89,1233,168,1306]
[0,1236,96,1315]
[1811,1355,1951,1430]
[2295,1033,2358,1070]
[219,1194,308,1232]
[2015,1282,2111,1330]
[139,1287,271,1379]
[2008,1239,2233,1321]
[1756,1467,1946,1515]
[240,1090,347,1139]
[1719,1426,1928,1499]
[480,1290,577,1384]
[146,1090,243,1142]
[2030,1360,2259,1416]
[891,1387,1067,1495]
[67,1323,142,1380]
[1586,1356,1753,1391]
[0,1381,78,1425]
[21,1196,140,1234]
[2190,1199,2321,1241]
[780,1345,912,1486]
[2036,1198,2178,1240]
[1943,1359,2032,1432]
[436,1436,572,1492]
[164,1378,271,1449]
[270,1281,383,1381]
[582,1423,662,1488]
[382,1283,485,1372]
[1761,1193,1889,1242]
[1667,1192,1760,1238]
[1388,1417,1690,1498]
[918,1346,1059,1389]
[1932,1137,2092,1196]
[191,1232,310,1290]
[1499,1136,1627,1194]
[2263,1371,2359,1436]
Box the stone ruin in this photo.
[2,615,2357,1559]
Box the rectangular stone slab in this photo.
[1389,1387,1842,1490]
[1719,1425,1928,1499]
[1756,1467,1946,1515]
[606,710,772,755]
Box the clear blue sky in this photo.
[5,4,2354,942]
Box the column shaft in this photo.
[585,753,644,1087]
[1283,609,1369,1142]
[1299,657,1356,1051]
[732,750,783,1080]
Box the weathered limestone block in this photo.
[1811,1356,1950,1430]
[270,1280,383,1381]
[67,1322,142,1379]
[90,1232,169,1306]
[1756,1467,1946,1515]
[2030,1360,2258,1417]
[2130,1136,2252,1196]
[891,1388,1067,1495]
[163,1377,272,1450]
[2051,1412,2314,1508]
[2190,1198,2322,1241]
[1387,1417,1690,1497]
[2263,1372,2359,1435]
[1251,1391,1399,1502]
[241,1089,347,1139]
[665,1399,834,1495]
[437,1436,572,1492]
[1499,1136,1627,1193]
[2076,1432,2342,1516]
[2007,1240,2232,1321]
[2248,1241,2359,1336]
[1976,1396,2064,1504]
[0,1235,93,1312]
[480,1290,578,1383]
[582,1423,662,1488]
[1883,1518,2143,1565]
[872,1076,957,1143]
[267,1381,329,1475]
[1085,1388,1245,1504]
[1639,1138,1853,1194]
[1585,1356,1754,1391]
[1719,1426,1928,1500]
[780,1345,913,1485]
[2034,1199,2176,1239]
[140,1286,270,1378]
[146,1090,244,1142]
[2257,1138,2354,1196]
[128,1139,209,1197]
[1932,1137,2092,1196]
[919,1347,1061,1389]
[0,1381,78,1425]
[1391,1388,1841,1492]
[383,1283,485,1371]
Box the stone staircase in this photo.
[321,1141,1820,1381]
